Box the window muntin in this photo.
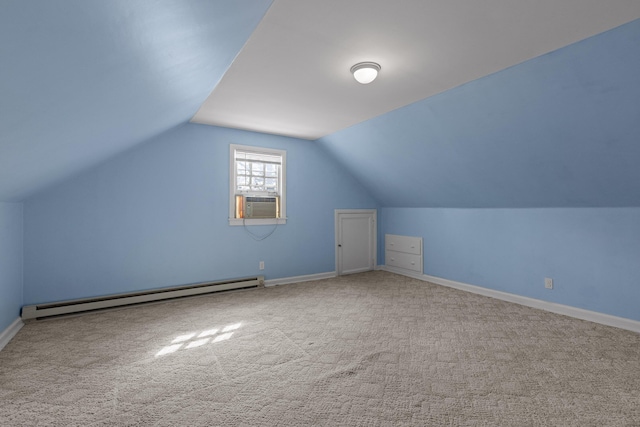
[234,151,281,194]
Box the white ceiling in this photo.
[191,0,640,140]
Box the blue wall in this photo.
[0,0,273,200]
[0,203,23,331]
[23,124,377,304]
[382,207,640,321]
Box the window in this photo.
[229,144,286,225]
[235,151,280,194]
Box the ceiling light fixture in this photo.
[350,62,381,84]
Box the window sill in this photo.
[229,218,287,226]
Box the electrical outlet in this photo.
[544,277,553,289]
[259,261,265,270]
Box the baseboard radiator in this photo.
[21,275,264,320]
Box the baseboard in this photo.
[381,265,425,280]
[0,318,24,351]
[380,266,640,334]
[264,271,337,287]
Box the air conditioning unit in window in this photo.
[242,196,279,219]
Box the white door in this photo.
[335,210,377,275]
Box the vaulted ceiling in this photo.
[1,1,639,206]
[192,0,640,141]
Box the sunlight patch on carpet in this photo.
[156,323,242,357]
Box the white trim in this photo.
[380,266,640,334]
[228,217,287,227]
[382,265,426,280]
[0,318,24,351]
[334,209,377,214]
[264,271,336,287]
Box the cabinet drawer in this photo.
[385,234,422,255]
[385,250,422,273]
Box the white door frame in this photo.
[335,209,377,275]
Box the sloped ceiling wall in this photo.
[2,1,638,209]
[318,19,640,208]
[0,0,272,201]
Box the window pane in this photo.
[265,164,277,177]
[236,161,246,174]
[265,178,277,191]
[237,176,248,186]
[251,162,264,175]
[252,177,264,187]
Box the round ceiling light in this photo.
[350,62,381,84]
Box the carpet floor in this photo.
[1,271,639,426]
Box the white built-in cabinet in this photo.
[385,234,423,274]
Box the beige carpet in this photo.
[1,271,639,426]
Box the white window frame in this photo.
[229,144,287,226]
